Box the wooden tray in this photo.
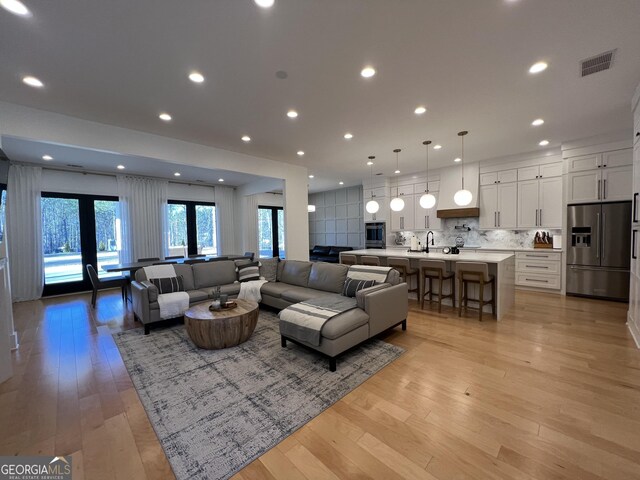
[209,301,237,311]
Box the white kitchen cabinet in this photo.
[518,163,562,181]
[602,149,632,168]
[479,183,516,229]
[413,194,441,230]
[602,165,633,202]
[517,180,539,228]
[567,165,632,203]
[364,196,388,222]
[480,169,517,185]
[568,153,602,172]
[390,195,415,231]
[539,176,562,228]
[517,177,562,228]
[480,172,497,186]
[479,184,498,229]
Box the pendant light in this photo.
[389,148,405,212]
[454,130,473,206]
[365,156,380,214]
[419,140,436,209]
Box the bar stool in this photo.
[387,257,418,294]
[361,256,381,266]
[340,254,357,266]
[455,262,496,321]
[418,259,455,313]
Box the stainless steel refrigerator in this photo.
[567,201,631,301]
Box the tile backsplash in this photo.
[393,218,561,249]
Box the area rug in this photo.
[113,310,404,480]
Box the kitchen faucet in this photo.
[426,231,434,253]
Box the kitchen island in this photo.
[344,249,515,320]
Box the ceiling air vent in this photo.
[580,49,616,77]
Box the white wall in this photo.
[0,101,309,260]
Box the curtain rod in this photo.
[13,161,233,189]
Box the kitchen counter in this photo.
[386,245,563,252]
[346,249,515,319]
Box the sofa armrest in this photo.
[363,283,408,337]
[356,283,392,310]
[131,280,155,325]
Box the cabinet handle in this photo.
[427,215,430,228]
[526,278,549,283]
[535,209,538,226]
[494,212,497,227]
[634,193,638,222]
[525,265,549,269]
[539,209,542,226]
[633,230,637,260]
[498,211,500,227]
[597,179,601,199]
[603,179,607,199]
[424,215,427,229]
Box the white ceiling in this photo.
[1,0,639,192]
[0,136,271,188]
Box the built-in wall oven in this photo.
[365,222,386,249]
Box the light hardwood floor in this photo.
[2,289,640,480]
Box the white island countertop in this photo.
[345,249,516,320]
[347,249,514,263]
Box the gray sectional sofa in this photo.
[131,259,408,370]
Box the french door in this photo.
[258,206,285,258]
[0,184,6,244]
[41,193,121,296]
[167,200,217,257]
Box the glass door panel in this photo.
[0,186,6,244]
[167,203,188,258]
[41,197,83,284]
[258,208,274,258]
[94,200,121,279]
[277,209,285,258]
[196,204,217,255]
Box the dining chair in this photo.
[387,257,419,295]
[86,264,128,308]
[340,254,357,266]
[455,262,496,321]
[418,259,455,313]
[361,256,381,266]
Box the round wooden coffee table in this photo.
[184,299,259,349]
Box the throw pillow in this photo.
[259,257,279,282]
[237,261,261,282]
[150,275,184,294]
[342,277,376,298]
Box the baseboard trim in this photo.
[627,315,640,349]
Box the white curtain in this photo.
[6,165,43,301]
[243,194,260,257]
[117,176,168,263]
[215,186,237,255]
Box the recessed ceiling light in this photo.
[539,140,550,146]
[366,161,373,166]
[529,61,548,74]
[254,0,274,8]
[297,151,305,156]
[339,181,344,185]
[0,0,31,17]
[394,169,400,174]
[412,175,418,179]
[117,165,125,170]
[531,118,544,126]
[241,135,251,142]
[308,174,314,179]
[414,106,427,115]
[218,178,224,182]
[188,71,205,83]
[174,172,181,177]
[22,76,43,88]
[344,133,353,140]
[42,155,53,161]
[433,144,442,150]
[360,66,376,78]
[287,110,298,119]
[454,157,461,162]
[159,112,172,121]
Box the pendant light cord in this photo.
[458,131,468,190]
[423,140,431,193]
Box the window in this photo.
[0,184,6,244]
[41,193,121,295]
[167,200,217,256]
[258,206,285,258]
